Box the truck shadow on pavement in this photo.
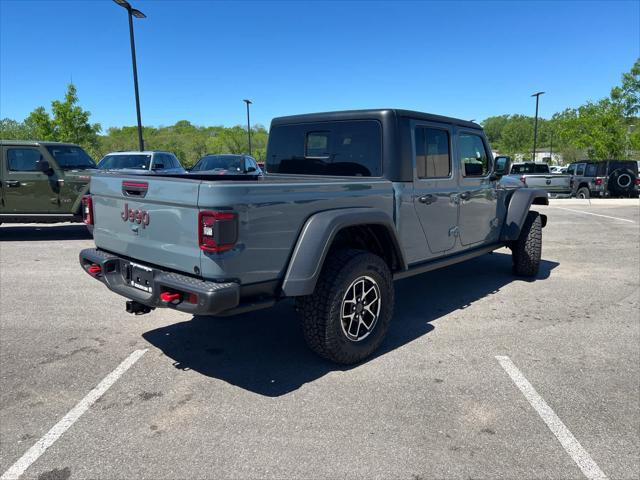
[0,224,91,241]
[143,251,558,397]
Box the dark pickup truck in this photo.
[80,109,548,364]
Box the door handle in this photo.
[459,191,471,201]
[418,194,436,205]
[5,181,20,187]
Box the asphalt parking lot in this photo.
[1,200,638,480]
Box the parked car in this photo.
[80,109,548,364]
[568,160,639,198]
[189,154,262,176]
[549,165,565,174]
[504,161,571,197]
[97,151,186,174]
[0,140,96,224]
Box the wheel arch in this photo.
[501,188,548,241]
[281,208,406,297]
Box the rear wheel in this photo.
[296,249,394,364]
[576,187,590,199]
[512,211,542,277]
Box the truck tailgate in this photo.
[522,175,571,193]
[90,174,202,275]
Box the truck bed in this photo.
[89,172,395,285]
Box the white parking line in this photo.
[1,349,148,480]
[496,355,608,480]
[551,206,636,223]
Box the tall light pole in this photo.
[531,91,545,162]
[243,99,252,155]
[113,0,146,151]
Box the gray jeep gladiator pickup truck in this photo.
[79,109,548,364]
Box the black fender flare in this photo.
[500,188,548,241]
[281,208,406,297]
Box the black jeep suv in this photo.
[568,160,639,198]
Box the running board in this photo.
[393,243,504,281]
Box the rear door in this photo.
[90,175,203,275]
[456,130,500,247]
[1,146,59,213]
[412,122,458,254]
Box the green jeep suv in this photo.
[0,140,96,224]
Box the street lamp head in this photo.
[531,91,545,97]
[131,8,146,18]
[243,99,253,105]
[113,0,131,9]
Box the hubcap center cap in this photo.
[356,303,364,313]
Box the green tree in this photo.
[553,99,627,160]
[50,84,101,149]
[19,84,101,157]
[0,118,33,139]
[24,106,55,140]
[611,58,640,118]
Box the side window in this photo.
[576,163,586,176]
[306,132,330,158]
[567,164,576,175]
[458,133,489,177]
[415,127,451,178]
[585,164,597,176]
[155,154,168,169]
[7,148,42,171]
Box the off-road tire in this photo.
[512,211,542,277]
[296,249,394,364]
[576,187,590,199]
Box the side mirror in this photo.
[493,156,512,176]
[38,159,53,175]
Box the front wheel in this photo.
[296,249,394,364]
[512,211,542,277]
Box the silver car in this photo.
[97,151,186,174]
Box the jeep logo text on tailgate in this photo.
[121,203,150,228]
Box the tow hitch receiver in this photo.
[126,300,154,315]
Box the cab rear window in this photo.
[266,120,382,177]
[510,163,549,174]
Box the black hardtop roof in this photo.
[270,109,481,129]
[569,159,638,164]
[0,140,81,147]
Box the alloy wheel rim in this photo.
[340,275,381,342]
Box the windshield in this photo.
[98,154,152,170]
[511,163,550,174]
[191,155,244,172]
[46,146,96,170]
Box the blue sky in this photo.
[1,0,638,131]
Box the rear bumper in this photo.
[79,248,240,315]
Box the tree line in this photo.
[1,59,638,166]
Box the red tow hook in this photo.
[88,264,102,275]
[160,292,181,302]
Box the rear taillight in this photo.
[594,177,603,186]
[636,178,640,186]
[198,211,238,253]
[519,175,527,184]
[82,195,93,225]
